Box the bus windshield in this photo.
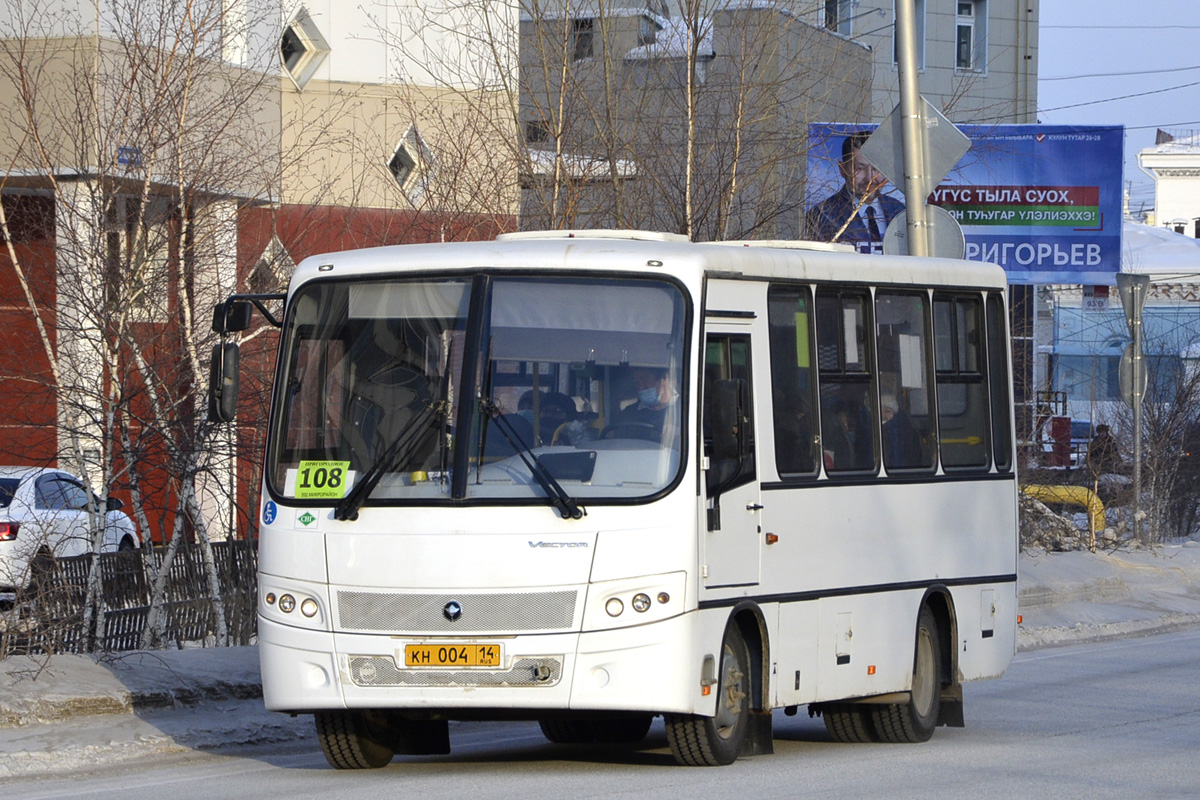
[268,274,687,507]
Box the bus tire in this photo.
[588,715,653,743]
[538,719,594,743]
[871,605,941,743]
[539,716,653,745]
[315,711,395,769]
[665,624,750,766]
[823,704,877,743]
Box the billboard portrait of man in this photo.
[804,130,904,253]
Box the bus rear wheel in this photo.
[823,704,878,743]
[871,605,941,743]
[665,624,750,766]
[315,711,395,769]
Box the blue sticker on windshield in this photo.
[262,500,278,526]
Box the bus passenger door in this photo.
[702,330,762,588]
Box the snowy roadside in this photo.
[3,542,1200,780]
[1017,540,1200,648]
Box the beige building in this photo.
[519,0,1038,239]
[519,6,875,239]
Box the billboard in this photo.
[806,123,1124,285]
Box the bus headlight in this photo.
[605,598,624,617]
[278,594,296,613]
[632,593,651,613]
[301,598,319,618]
[584,572,686,632]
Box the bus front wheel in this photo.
[871,605,942,743]
[665,624,750,766]
[315,710,395,769]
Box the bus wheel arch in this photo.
[920,586,966,728]
[665,604,772,766]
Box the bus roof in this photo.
[289,231,1008,293]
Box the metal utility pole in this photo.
[894,0,929,257]
[1116,272,1150,541]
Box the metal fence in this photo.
[0,540,258,658]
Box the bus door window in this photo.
[767,285,819,478]
[986,293,1014,472]
[933,293,990,469]
[875,291,936,472]
[815,290,878,474]
[703,335,756,498]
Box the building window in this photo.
[248,236,294,294]
[892,0,926,70]
[281,8,329,90]
[524,120,550,145]
[572,18,593,61]
[638,15,659,46]
[824,0,853,36]
[956,0,987,72]
[388,125,438,206]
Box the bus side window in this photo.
[767,285,819,478]
[815,289,878,474]
[986,292,1014,472]
[704,335,755,494]
[875,291,935,472]
[933,293,990,470]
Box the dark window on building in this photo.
[524,120,550,144]
[572,18,594,61]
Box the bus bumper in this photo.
[259,611,701,716]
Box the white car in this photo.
[0,467,140,592]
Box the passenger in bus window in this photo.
[822,390,869,471]
[881,393,924,469]
[773,386,815,474]
[611,367,677,440]
[518,390,576,446]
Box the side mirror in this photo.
[212,300,253,334]
[208,342,241,423]
[709,378,748,462]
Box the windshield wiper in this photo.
[334,401,446,521]
[481,399,586,521]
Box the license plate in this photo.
[404,643,502,668]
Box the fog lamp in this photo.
[605,598,624,617]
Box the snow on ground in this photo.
[1017,539,1200,648]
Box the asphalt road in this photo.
[13,629,1200,800]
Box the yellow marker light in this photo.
[867,665,877,675]
[265,593,276,605]
[657,592,670,604]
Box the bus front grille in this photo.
[347,655,564,688]
[335,589,578,634]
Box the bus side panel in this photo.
[951,582,1018,681]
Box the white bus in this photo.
[210,230,1018,769]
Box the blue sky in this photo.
[1036,1,1200,217]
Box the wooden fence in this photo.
[0,540,258,658]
